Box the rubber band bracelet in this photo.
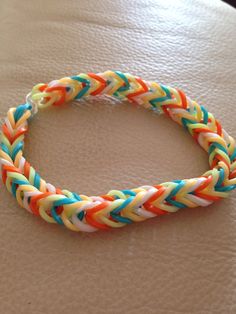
[1,71,236,232]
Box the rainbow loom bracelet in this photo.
[1,71,236,232]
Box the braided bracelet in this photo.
[1,71,236,232]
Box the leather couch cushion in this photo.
[0,0,236,313]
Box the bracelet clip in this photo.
[26,92,39,117]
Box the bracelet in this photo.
[1,71,236,233]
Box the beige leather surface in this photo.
[0,0,236,313]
